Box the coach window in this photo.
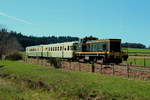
[55,47,57,51]
[67,46,69,51]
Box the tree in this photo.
[0,29,21,59]
[122,42,146,49]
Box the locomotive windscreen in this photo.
[110,40,121,52]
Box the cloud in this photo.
[0,11,32,24]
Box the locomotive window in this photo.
[103,44,106,51]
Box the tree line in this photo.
[122,42,146,49]
[9,31,79,49]
[9,31,148,49]
[0,28,149,59]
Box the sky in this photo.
[0,0,150,46]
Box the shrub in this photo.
[5,52,23,60]
[48,58,62,68]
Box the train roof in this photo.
[26,41,78,48]
[86,39,121,43]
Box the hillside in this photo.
[0,60,150,100]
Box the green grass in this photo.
[122,48,150,66]
[0,60,150,100]
[122,48,150,56]
[123,48,150,52]
[0,78,53,100]
[123,58,150,66]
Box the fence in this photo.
[25,57,150,80]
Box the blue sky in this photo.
[0,0,150,46]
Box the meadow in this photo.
[122,48,150,56]
[0,60,150,100]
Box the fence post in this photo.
[91,62,95,72]
[112,64,115,75]
[78,62,81,71]
[144,56,146,67]
[73,62,76,71]
[134,58,136,65]
[100,64,103,74]
[127,64,130,78]
[69,61,71,70]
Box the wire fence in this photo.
[25,57,150,80]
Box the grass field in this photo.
[123,48,150,52]
[122,48,150,56]
[122,48,150,66]
[123,57,150,66]
[0,60,150,100]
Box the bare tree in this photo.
[0,29,21,59]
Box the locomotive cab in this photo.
[75,38,128,64]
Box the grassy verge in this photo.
[0,60,150,100]
[0,78,53,100]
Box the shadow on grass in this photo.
[0,65,4,68]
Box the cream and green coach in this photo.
[26,41,78,59]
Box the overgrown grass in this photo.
[0,78,53,100]
[0,60,150,100]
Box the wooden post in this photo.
[127,64,130,78]
[61,59,63,68]
[69,61,71,70]
[100,64,103,74]
[78,62,81,71]
[91,62,95,72]
[134,58,136,65]
[74,62,76,71]
[112,64,115,75]
[144,57,146,67]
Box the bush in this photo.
[48,58,62,68]
[5,52,23,60]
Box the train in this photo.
[26,38,128,64]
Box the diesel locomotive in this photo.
[26,38,128,64]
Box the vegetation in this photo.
[123,57,150,66]
[0,60,150,100]
[48,58,62,68]
[9,30,79,49]
[122,42,146,49]
[0,29,21,59]
[1,29,147,50]
[5,52,23,61]
[122,48,150,56]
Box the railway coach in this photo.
[26,41,78,59]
